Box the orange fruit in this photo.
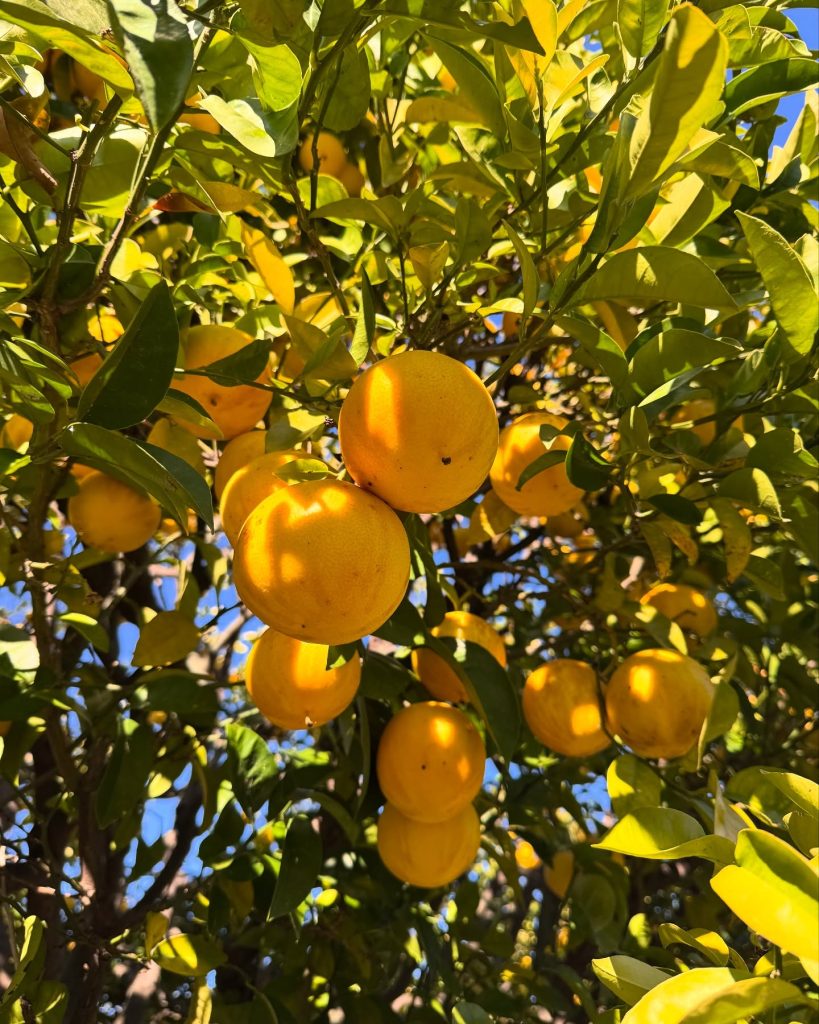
[214,430,267,499]
[68,471,161,553]
[178,110,220,134]
[490,413,583,518]
[172,325,272,440]
[87,310,124,344]
[640,582,717,638]
[377,801,480,888]
[670,399,743,446]
[1,414,33,450]
[245,628,361,730]
[411,610,507,703]
[605,649,714,759]
[339,350,498,513]
[146,419,205,474]
[523,659,610,757]
[298,132,347,176]
[376,701,485,824]
[69,352,103,389]
[219,448,306,545]
[233,479,410,645]
[514,839,542,871]
[546,503,588,538]
[337,161,365,196]
[502,311,521,337]
[543,850,575,898]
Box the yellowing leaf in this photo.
[593,955,670,1006]
[522,0,558,68]
[404,97,483,124]
[152,933,226,977]
[595,807,735,863]
[409,242,450,292]
[133,611,200,668]
[145,911,167,954]
[0,242,32,289]
[627,5,728,197]
[242,225,295,315]
[711,498,752,583]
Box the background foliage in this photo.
[0,0,817,1021]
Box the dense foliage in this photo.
[0,0,817,1022]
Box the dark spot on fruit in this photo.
[421,764,427,770]
[441,456,452,465]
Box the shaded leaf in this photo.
[268,816,323,919]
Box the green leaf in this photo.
[350,271,375,366]
[565,434,613,491]
[152,933,227,977]
[717,467,782,520]
[196,339,271,385]
[225,722,278,812]
[595,807,735,863]
[736,212,818,362]
[658,923,729,966]
[197,96,280,157]
[236,35,302,112]
[629,329,740,398]
[646,494,703,525]
[747,428,818,479]
[157,389,222,438]
[621,968,808,1024]
[268,816,323,919]
[430,37,505,136]
[284,316,357,381]
[59,423,214,529]
[59,612,109,653]
[593,955,670,1006]
[516,449,567,490]
[711,830,819,973]
[616,0,668,60]
[576,248,736,310]
[503,221,538,320]
[711,498,752,583]
[315,46,370,132]
[437,637,521,763]
[626,6,728,197]
[78,281,179,429]
[607,754,663,816]
[452,1003,493,1024]
[724,57,819,118]
[106,0,193,133]
[95,718,154,828]
[3,915,45,1002]
[760,771,819,818]
[133,611,200,667]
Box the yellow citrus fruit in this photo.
[233,479,410,645]
[523,659,609,757]
[337,161,365,196]
[546,503,588,539]
[178,110,220,134]
[490,413,583,518]
[605,649,714,759]
[298,132,347,176]
[339,350,499,514]
[376,701,485,823]
[640,582,717,638]
[502,311,521,337]
[438,67,457,92]
[70,352,103,389]
[219,448,305,545]
[514,839,542,871]
[146,418,205,473]
[1,414,33,450]
[377,801,480,888]
[87,310,123,344]
[543,850,575,898]
[245,628,361,730]
[411,610,507,703]
[69,61,107,103]
[173,325,272,440]
[670,398,743,446]
[68,471,161,553]
[214,430,267,499]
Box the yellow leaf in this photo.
[404,97,483,124]
[185,984,213,1024]
[152,933,226,977]
[557,0,586,37]
[241,224,295,315]
[133,611,200,668]
[199,181,260,213]
[145,911,167,954]
[522,0,558,68]
[545,52,610,112]
[409,242,449,292]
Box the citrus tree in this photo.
[0,0,817,1021]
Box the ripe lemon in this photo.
[337,162,365,196]
[670,398,742,446]
[523,659,610,757]
[298,132,347,176]
[376,701,485,823]
[640,582,717,638]
[543,850,574,899]
[233,479,410,645]
[219,449,305,545]
[173,325,272,440]
[339,350,499,513]
[214,430,266,499]
[605,649,714,759]
[245,628,361,730]
[490,412,583,518]
[1,414,33,450]
[146,418,205,474]
[411,610,507,703]
[68,471,161,553]
[377,801,480,888]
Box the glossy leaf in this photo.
[268,816,323,919]
[595,807,734,863]
[593,955,670,1006]
[152,933,226,977]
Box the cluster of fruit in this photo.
[18,323,723,889]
